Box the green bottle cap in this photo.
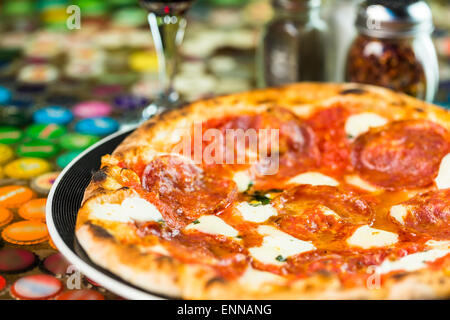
[0,126,24,145]
[16,140,59,159]
[75,0,109,16]
[59,133,99,150]
[25,124,67,141]
[112,8,147,28]
[56,150,81,168]
[4,0,35,16]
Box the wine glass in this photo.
[139,0,193,120]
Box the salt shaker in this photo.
[345,0,439,102]
[257,0,329,87]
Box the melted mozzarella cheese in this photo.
[376,249,450,274]
[435,153,450,190]
[390,204,409,225]
[347,225,398,249]
[288,172,338,186]
[249,225,316,265]
[345,112,388,138]
[236,202,278,223]
[238,267,284,290]
[185,215,239,238]
[232,171,252,192]
[345,175,380,192]
[90,196,163,223]
[426,240,450,249]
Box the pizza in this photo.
[75,83,450,299]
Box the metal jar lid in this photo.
[355,0,434,38]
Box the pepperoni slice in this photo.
[352,120,450,190]
[256,108,320,183]
[272,185,373,242]
[199,108,320,186]
[391,189,450,239]
[142,155,237,229]
[163,232,248,279]
[306,105,351,173]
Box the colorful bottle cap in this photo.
[112,7,146,28]
[31,171,60,195]
[33,106,74,125]
[42,253,70,276]
[0,275,5,291]
[0,185,35,208]
[56,151,81,168]
[0,208,13,227]
[0,86,12,104]
[59,133,99,151]
[2,221,49,245]
[16,140,59,159]
[0,126,23,144]
[17,64,59,84]
[114,95,149,111]
[18,198,47,221]
[75,117,119,136]
[26,123,67,141]
[131,79,162,99]
[72,101,112,118]
[0,144,14,164]
[65,61,103,80]
[76,0,109,17]
[56,289,105,300]
[11,274,62,300]
[0,248,38,273]
[129,51,159,73]
[4,158,51,179]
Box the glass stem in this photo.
[147,12,186,104]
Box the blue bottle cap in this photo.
[0,86,12,105]
[75,117,119,136]
[33,106,74,125]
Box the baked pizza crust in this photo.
[75,82,450,299]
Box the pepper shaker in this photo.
[345,0,439,102]
[257,0,329,87]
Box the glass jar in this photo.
[345,0,439,102]
[257,0,329,87]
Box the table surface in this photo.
[0,1,448,300]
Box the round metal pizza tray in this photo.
[46,126,169,300]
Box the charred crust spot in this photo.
[88,222,114,239]
[154,255,173,266]
[391,272,408,280]
[340,88,366,95]
[205,277,226,288]
[415,107,425,113]
[304,283,314,292]
[255,98,275,104]
[92,170,107,182]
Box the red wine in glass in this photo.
[139,0,194,119]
